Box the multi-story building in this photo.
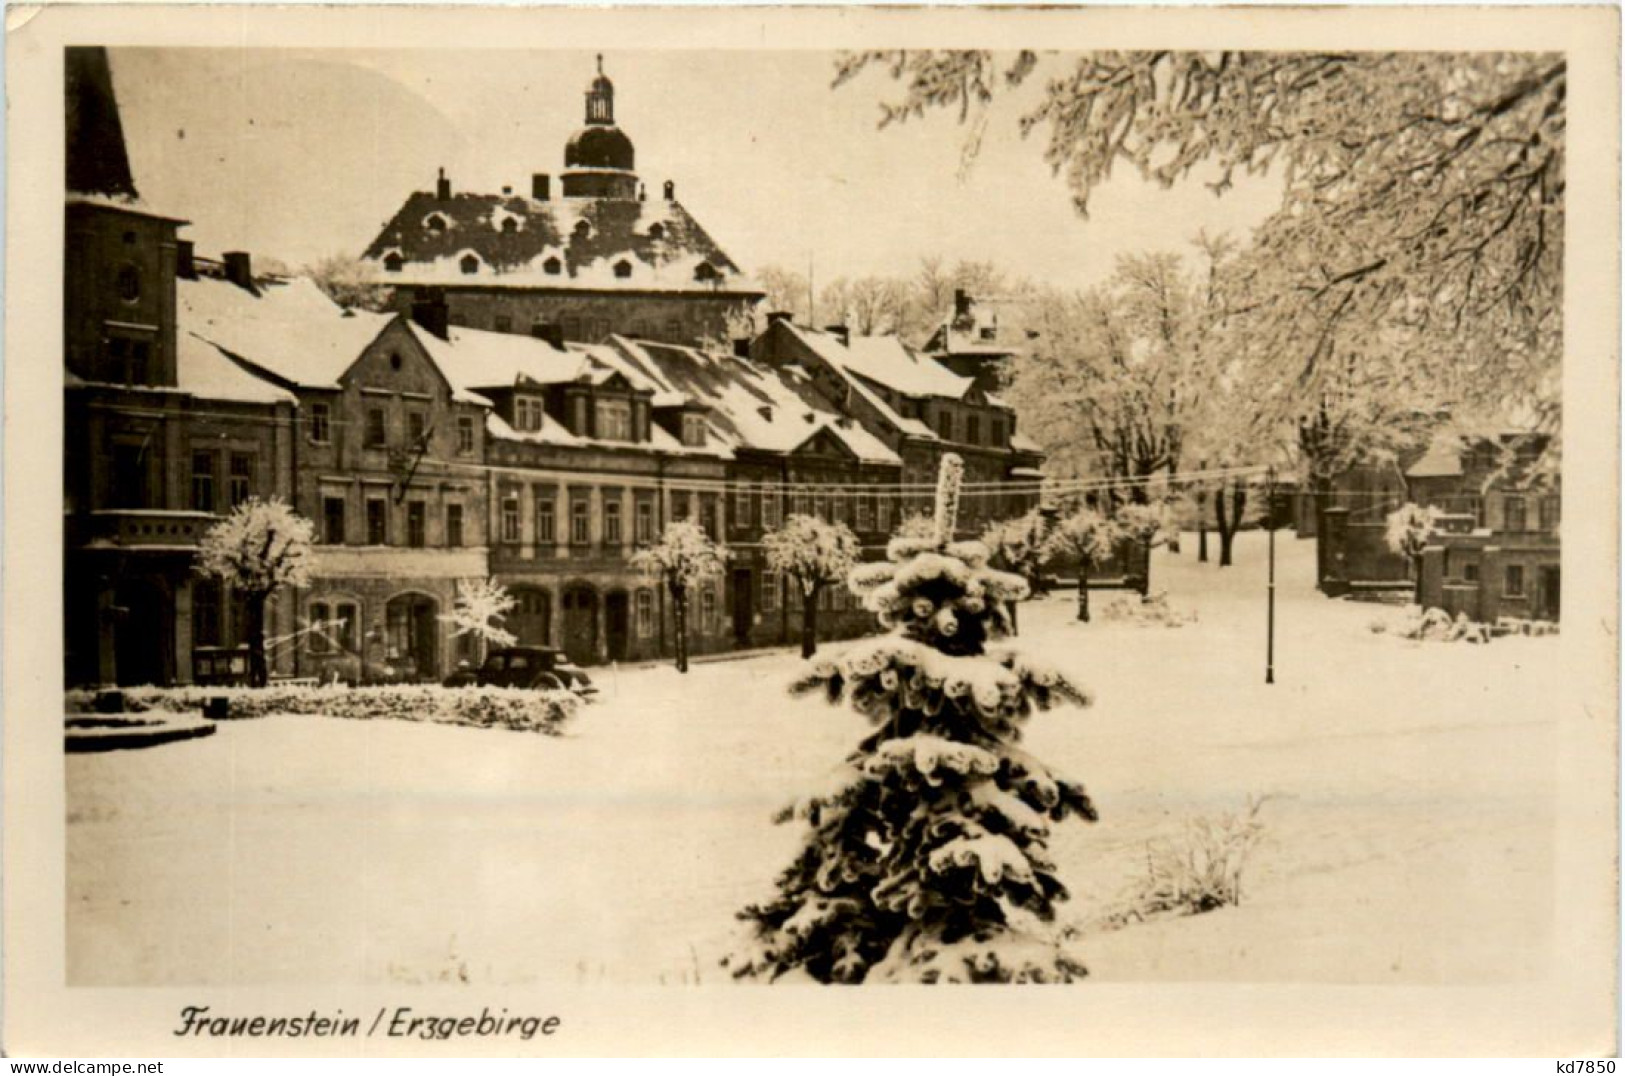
[361,57,762,347]
[604,336,903,650]
[750,316,1045,532]
[63,47,299,688]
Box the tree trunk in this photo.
[1413,554,1425,605]
[801,589,819,659]
[1217,482,1246,567]
[672,585,689,673]
[1197,488,1209,562]
[1009,595,1020,636]
[1214,485,1230,567]
[246,590,269,688]
[1077,563,1090,622]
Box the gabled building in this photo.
[181,263,493,683]
[605,336,903,649]
[361,57,761,348]
[751,316,1045,532]
[921,288,1030,396]
[64,47,299,688]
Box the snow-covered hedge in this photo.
[1097,592,1196,628]
[1370,606,1491,644]
[65,684,578,735]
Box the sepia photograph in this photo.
[6,3,1619,1058]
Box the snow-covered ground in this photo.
[67,532,1563,986]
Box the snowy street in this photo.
[67,531,1561,986]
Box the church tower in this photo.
[561,55,640,200]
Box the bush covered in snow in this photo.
[65,683,579,735]
[726,454,1097,984]
[1097,591,1197,628]
[1378,605,1493,644]
[1101,796,1268,929]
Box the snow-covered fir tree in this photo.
[727,454,1098,984]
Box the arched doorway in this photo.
[509,587,552,646]
[384,592,440,681]
[560,584,599,666]
[114,577,171,686]
[604,590,630,662]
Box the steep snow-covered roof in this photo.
[788,325,973,401]
[1406,437,1467,479]
[608,337,900,465]
[177,332,297,404]
[361,190,759,295]
[407,323,591,392]
[484,395,729,458]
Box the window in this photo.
[812,490,827,522]
[501,218,518,235]
[106,336,152,385]
[191,452,216,513]
[309,403,331,444]
[460,254,480,275]
[426,214,447,232]
[1464,562,1480,583]
[323,496,346,544]
[635,590,655,638]
[494,314,512,333]
[1504,564,1526,598]
[514,397,544,432]
[536,498,556,544]
[573,220,592,242]
[856,492,873,532]
[544,257,562,276]
[116,264,141,303]
[335,604,358,653]
[407,411,427,445]
[446,503,464,548]
[365,408,387,448]
[228,454,253,507]
[991,417,1005,447]
[937,410,955,442]
[665,318,682,340]
[457,415,475,454]
[1503,496,1527,533]
[308,601,331,654]
[635,499,654,544]
[819,585,833,611]
[966,415,981,445]
[681,414,707,448]
[406,501,426,548]
[613,260,633,279]
[571,499,590,545]
[701,498,719,540]
[695,262,720,283]
[383,253,403,273]
[762,485,780,530]
[1539,496,1560,532]
[761,573,779,613]
[604,500,623,545]
[501,496,521,544]
[701,587,718,633]
[648,223,666,241]
[876,495,892,533]
[366,499,388,545]
[732,483,752,530]
[193,580,222,647]
[595,399,632,441]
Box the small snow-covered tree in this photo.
[630,520,730,673]
[306,253,391,312]
[1114,501,1173,598]
[440,577,518,665]
[195,497,315,687]
[1043,506,1122,623]
[980,509,1049,635]
[1385,503,1443,604]
[763,514,861,659]
[727,454,1098,984]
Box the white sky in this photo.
[110,48,1280,290]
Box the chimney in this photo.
[954,288,972,319]
[531,322,565,349]
[501,185,513,196]
[176,239,196,280]
[223,250,253,290]
[767,311,793,326]
[825,324,850,347]
[532,173,551,201]
[757,405,772,422]
[411,292,449,340]
[732,337,751,359]
[436,167,451,201]
[663,179,675,201]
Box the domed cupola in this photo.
[561,55,639,200]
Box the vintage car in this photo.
[442,646,597,696]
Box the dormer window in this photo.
[694,262,720,283]
[425,213,447,232]
[544,257,562,276]
[681,413,707,448]
[573,220,592,242]
[647,222,666,241]
[979,326,998,341]
[383,252,404,273]
[513,396,545,433]
[595,398,632,441]
[460,253,480,275]
[501,217,518,235]
[613,260,633,279]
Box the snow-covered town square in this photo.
[68,532,1565,986]
[39,22,1613,1042]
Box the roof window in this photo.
[614,260,633,279]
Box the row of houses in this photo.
[63,50,1044,688]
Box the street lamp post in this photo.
[1266,465,1277,685]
